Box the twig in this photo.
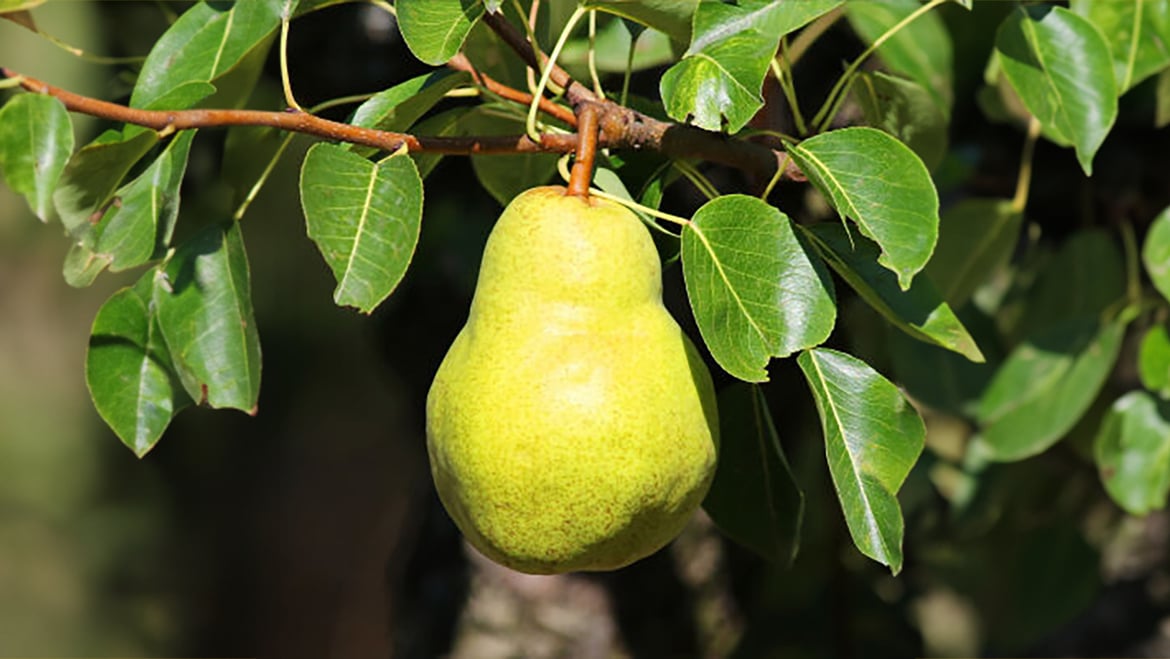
[447,54,576,127]
[567,103,599,197]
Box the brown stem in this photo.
[567,103,599,197]
[446,53,576,127]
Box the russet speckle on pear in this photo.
[426,185,719,574]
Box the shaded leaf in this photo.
[1158,68,1170,128]
[887,305,999,417]
[703,383,803,564]
[1071,0,1170,92]
[846,0,954,114]
[348,69,471,157]
[397,0,485,65]
[926,198,1023,309]
[681,195,836,382]
[995,5,1118,175]
[806,222,983,362]
[0,93,73,221]
[52,129,159,239]
[797,348,925,574]
[853,71,948,171]
[408,107,470,179]
[462,106,558,206]
[978,317,1126,461]
[1016,228,1125,340]
[583,0,697,44]
[86,270,190,457]
[786,127,940,290]
[1143,205,1170,303]
[299,145,424,313]
[1139,324,1170,399]
[660,0,841,132]
[1095,391,1170,515]
[154,221,262,412]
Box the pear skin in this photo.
[426,186,718,574]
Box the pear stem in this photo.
[567,103,599,198]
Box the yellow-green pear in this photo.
[426,185,719,574]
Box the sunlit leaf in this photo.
[1094,391,1170,515]
[681,195,836,382]
[1140,324,1170,399]
[1071,0,1170,92]
[853,71,947,171]
[786,127,939,290]
[154,220,262,412]
[299,144,424,314]
[926,198,1023,309]
[397,0,485,65]
[86,271,190,457]
[348,69,472,157]
[52,130,159,240]
[797,348,925,574]
[846,0,954,114]
[0,94,73,222]
[583,0,698,44]
[1143,205,1170,303]
[995,5,1118,175]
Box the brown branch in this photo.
[567,103,599,197]
[446,53,576,127]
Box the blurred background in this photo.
[2,2,1170,658]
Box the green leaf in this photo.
[1095,391,1170,515]
[1140,324,1170,399]
[926,198,1023,309]
[86,271,190,457]
[887,307,998,417]
[52,129,159,239]
[397,0,485,66]
[1143,205,1170,303]
[1158,68,1170,128]
[1071,0,1170,92]
[93,131,196,272]
[977,317,1126,462]
[154,220,262,412]
[797,348,925,574]
[853,71,948,171]
[0,94,73,221]
[681,195,836,382]
[659,0,841,132]
[408,107,470,179]
[845,0,954,114]
[62,241,112,289]
[703,383,804,564]
[561,16,677,73]
[1016,229,1125,340]
[461,106,558,206]
[131,0,283,110]
[786,127,940,290]
[806,223,983,363]
[348,69,472,157]
[583,0,698,44]
[299,145,424,314]
[995,5,1118,175]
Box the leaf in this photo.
[681,195,836,382]
[397,0,485,66]
[995,5,1118,175]
[806,223,983,363]
[461,106,558,206]
[786,127,940,290]
[561,15,677,73]
[977,317,1126,462]
[853,71,948,171]
[86,270,191,457]
[0,94,73,221]
[703,383,804,564]
[154,220,262,412]
[1143,205,1170,303]
[52,129,159,239]
[1016,228,1125,340]
[1158,68,1170,128]
[130,0,283,110]
[1071,0,1170,92]
[845,0,954,114]
[1095,391,1170,515]
[797,348,925,574]
[583,0,698,44]
[1140,324,1170,399]
[659,0,842,132]
[299,144,424,314]
[926,198,1023,309]
[887,306,999,417]
[408,107,470,179]
[347,69,472,156]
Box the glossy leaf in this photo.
[1071,0,1170,92]
[806,223,983,362]
[1139,324,1170,399]
[1143,205,1170,303]
[681,195,836,382]
[926,198,1023,309]
[797,348,925,574]
[397,0,485,65]
[995,5,1118,175]
[348,69,471,156]
[1095,391,1170,515]
[703,383,803,564]
[583,0,698,44]
[131,0,283,110]
[887,307,998,417]
[0,93,73,221]
[660,0,841,132]
[978,317,1126,462]
[299,144,424,314]
[154,221,262,412]
[52,130,159,239]
[853,71,947,171]
[786,127,940,290]
[86,271,190,457]
[846,0,954,114]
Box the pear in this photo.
[426,185,719,574]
